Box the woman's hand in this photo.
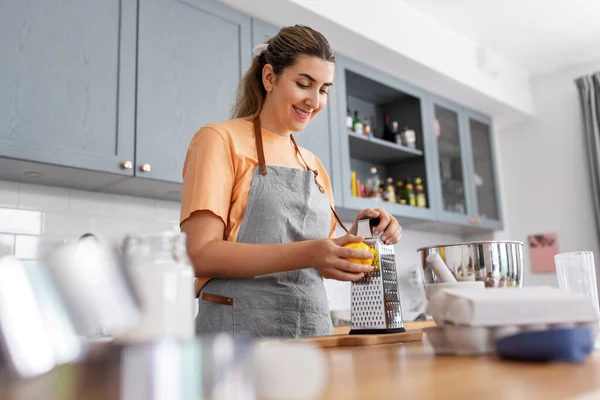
[312,234,374,281]
[350,208,402,245]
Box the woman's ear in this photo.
[262,64,275,93]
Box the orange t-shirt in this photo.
[180,118,337,290]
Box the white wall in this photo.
[0,181,181,259]
[491,59,600,287]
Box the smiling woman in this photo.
[179,25,402,339]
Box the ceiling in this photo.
[401,0,600,75]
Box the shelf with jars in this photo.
[332,54,504,233]
[334,54,439,226]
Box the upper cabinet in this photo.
[464,110,503,230]
[333,55,438,223]
[427,95,503,231]
[428,96,474,226]
[0,0,136,177]
[134,0,251,183]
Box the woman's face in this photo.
[263,55,335,133]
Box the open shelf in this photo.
[347,132,423,164]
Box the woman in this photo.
[180,25,402,338]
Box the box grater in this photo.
[349,218,406,335]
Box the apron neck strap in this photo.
[252,115,349,233]
[253,116,268,175]
[290,135,349,234]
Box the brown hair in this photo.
[232,25,335,119]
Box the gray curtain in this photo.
[575,73,600,244]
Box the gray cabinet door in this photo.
[463,110,504,230]
[251,19,341,206]
[135,0,251,183]
[0,0,136,175]
[427,95,475,226]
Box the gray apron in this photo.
[195,117,347,338]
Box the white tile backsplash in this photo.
[0,181,19,207]
[0,208,42,235]
[43,212,93,237]
[69,189,119,217]
[155,200,181,223]
[19,183,70,212]
[15,235,70,260]
[0,234,15,257]
[112,196,156,220]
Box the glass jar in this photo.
[119,231,195,342]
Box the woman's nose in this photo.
[305,90,320,110]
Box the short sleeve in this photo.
[180,127,235,226]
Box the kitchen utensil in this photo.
[118,231,195,342]
[0,255,82,378]
[350,218,405,334]
[425,253,456,283]
[417,240,524,288]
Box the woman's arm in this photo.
[181,210,374,281]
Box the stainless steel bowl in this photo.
[417,241,524,288]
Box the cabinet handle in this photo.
[121,161,133,170]
[469,218,481,225]
[140,163,152,173]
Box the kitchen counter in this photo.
[2,322,600,400]
[318,324,600,400]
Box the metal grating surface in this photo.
[351,241,405,331]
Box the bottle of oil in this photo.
[402,178,416,207]
[415,177,427,208]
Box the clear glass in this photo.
[120,231,196,342]
[435,105,467,214]
[469,119,499,220]
[554,251,600,348]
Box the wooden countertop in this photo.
[2,322,600,400]
[318,324,600,400]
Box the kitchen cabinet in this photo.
[464,110,503,230]
[427,95,503,231]
[251,18,343,206]
[428,95,474,226]
[100,0,252,200]
[333,55,438,225]
[133,0,251,184]
[0,0,137,189]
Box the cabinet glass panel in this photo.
[469,119,499,220]
[435,105,467,214]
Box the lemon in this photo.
[343,242,374,265]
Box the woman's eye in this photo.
[297,83,309,89]
[320,89,329,95]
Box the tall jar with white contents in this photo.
[119,231,195,342]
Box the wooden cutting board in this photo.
[299,330,423,348]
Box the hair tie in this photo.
[252,43,268,57]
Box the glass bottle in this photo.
[402,178,416,206]
[120,231,195,342]
[346,107,353,131]
[415,177,427,208]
